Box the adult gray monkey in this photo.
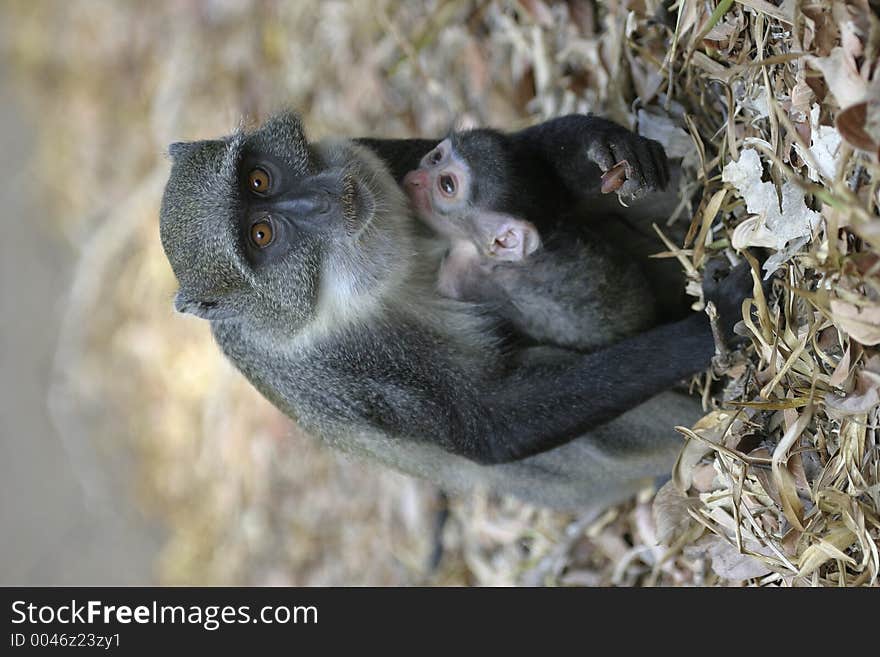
[159,111,753,510]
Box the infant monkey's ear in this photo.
[477,211,542,262]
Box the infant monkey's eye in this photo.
[429,149,443,165]
[250,219,274,247]
[439,174,456,196]
[248,167,271,194]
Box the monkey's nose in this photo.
[274,190,331,216]
[403,170,427,189]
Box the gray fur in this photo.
[441,232,657,352]
[406,131,659,352]
[159,111,703,511]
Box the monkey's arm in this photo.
[338,311,715,465]
[459,261,753,463]
[471,312,712,463]
[320,310,715,466]
[355,138,441,183]
[369,261,751,465]
[511,114,670,201]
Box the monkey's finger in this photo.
[640,139,663,190]
[610,141,636,173]
[586,139,617,172]
[631,139,660,190]
[647,139,669,189]
[611,141,646,190]
[619,177,647,200]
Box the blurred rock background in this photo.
[0,58,158,585]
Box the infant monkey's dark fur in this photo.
[367,117,689,323]
[402,129,661,351]
[159,111,754,510]
[446,233,657,351]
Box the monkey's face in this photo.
[402,138,473,239]
[159,111,408,330]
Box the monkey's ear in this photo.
[520,224,541,257]
[168,141,195,160]
[486,216,541,262]
[262,109,307,141]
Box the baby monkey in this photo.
[403,134,657,352]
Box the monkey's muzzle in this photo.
[173,291,238,320]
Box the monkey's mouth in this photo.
[174,291,238,320]
[405,185,431,220]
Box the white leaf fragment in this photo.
[736,83,769,119]
[723,149,821,276]
[794,106,842,182]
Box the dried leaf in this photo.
[825,368,880,414]
[691,463,718,492]
[722,149,821,274]
[686,535,773,581]
[795,106,843,182]
[830,298,880,345]
[829,343,852,387]
[652,480,698,545]
[637,109,693,159]
[673,410,739,490]
[808,46,870,109]
[771,407,812,532]
[797,526,858,577]
[837,101,875,150]
[693,189,726,266]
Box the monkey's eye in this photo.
[249,219,274,248]
[429,149,443,165]
[438,174,456,196]
[248,167,272,194]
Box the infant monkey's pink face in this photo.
[403,139,541,261]
[402,167,433,218]
[403,139,471,232]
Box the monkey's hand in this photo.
[701,259,760,348]
[513,114,671,204]
[587,126,670,201]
